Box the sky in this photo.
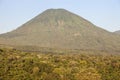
[0,0,120,34]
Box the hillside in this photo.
[0,9,120,51]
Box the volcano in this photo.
[0,9,120,51]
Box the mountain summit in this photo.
[0,9,120,51]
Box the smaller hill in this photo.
[114,30,120,34]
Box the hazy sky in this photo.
[0,0,120,34]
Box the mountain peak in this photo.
[31,8,92,28]
[45,8,68,11]
[43,8,72,13]
[39,8,75,17]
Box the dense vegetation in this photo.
[0,48,120,80]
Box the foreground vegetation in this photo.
[0,48,120,80]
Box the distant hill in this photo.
[114,30,120,34]
[0,9,120,51]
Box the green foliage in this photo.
[0,48,120,80]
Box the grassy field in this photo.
[0,48,120,80]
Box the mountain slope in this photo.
[0,9,120,51]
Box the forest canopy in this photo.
[0,48,120,80]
